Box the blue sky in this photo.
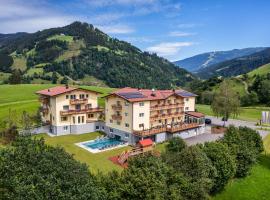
[0,0,270,61]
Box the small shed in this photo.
[137,139,154,152]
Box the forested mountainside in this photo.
[173,47,266,72]
[0,22,195,89]
[195,48,270,79]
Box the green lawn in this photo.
[47,34,74,42]
[196,104,268,121]
[33,132,131,174]
[212,134,270,200]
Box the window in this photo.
[159,120,162,123]
[78,116,81,124]
[125,133,129,138]
[63,105,69,110]
[66,95,69,99]
[139,102,144,106]
[110,119,113,123]
[86,94,89,98]
[125,102,129,106]
[96,126,100,130]
[110,128,113,133]
[70,95,76,99]
[88,114,94,118]
[82,116,84,123]
[176,108,180,112]
[61,116,67,121]
[73,117,75,124]
[102,126,105,130]
[139,113,144,117]
[185,98,189,102]
[87,104,92,109]
[125,123,129,127]
[63,126,68,131]
[79,94,85,99]
[117,121,121,125]
[185,107,189,111]
[117,101,121,105]
[125,112,128,116]
[139,123,144,128]
[174,99,177,103]
[167,100,171,104]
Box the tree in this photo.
[165,137,187,153]
[163,145,216,199]
[240,91,259,106]
[211,80,241,126]
[221,126,260,177]
[60,76,69,84]
[51,71,58,84]
[0,137,105,199]
[9,69,22,84]
[203,142,236,193]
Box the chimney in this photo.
[151,88,156,96]
[48,89,50,92]
[65,84,69,89]
[172,89,175,93]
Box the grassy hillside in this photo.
[248,63,270,77]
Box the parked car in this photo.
[205,118,212,124]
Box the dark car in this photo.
[205,118,212,124]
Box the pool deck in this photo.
[75,139,128,153]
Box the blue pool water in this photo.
[83,138,124,150]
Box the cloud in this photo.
[146,42,193,56]
[123,36,155,43]
[177,23,201,28]
[96,24,134,34]
[169,31,196,37]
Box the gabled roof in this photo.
[105,87,197,102]
[138,139,153,147]
[36,86,102,97]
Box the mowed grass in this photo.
[196,104,267,121]
[33,132,131,174]
[47,34,74,42]
[212,134,270,200]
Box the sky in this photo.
[1,0,270,61]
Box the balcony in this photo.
[150,111,185,122]
[133,123,200,137]
[111,114,122,120]
[150,102,185,111]
[70,98,88,105]
[112,104,122,110]
[40,106,49,114]
[60,107,103,116]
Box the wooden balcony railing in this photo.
[111,114,122,120]
[150,111,185,122]
[150,102,185,111]
[70,99,88,105]
[112,104,122,110]
[60,107,103,116]
[40,107,49,114]
[133,123,200,137]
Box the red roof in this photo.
[36,86,102,97]
[138,139,153,147]
[186,111,205,118]
[107,87,197,102]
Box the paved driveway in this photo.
[206,116,269,138]
[184,116,269,146]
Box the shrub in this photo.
[166,137,187,153]
[203,142,236,193]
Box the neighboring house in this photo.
[36,85,103,135]
[104,87,205,145]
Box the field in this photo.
[196,104,267,121]
[0,84,114,124]
[212,134,270,200]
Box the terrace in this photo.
[133,123,201,137]
[150,102,185,111]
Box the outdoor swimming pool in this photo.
[76,137,128,153]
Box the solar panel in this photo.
[118,92,146,99]
[177,91,196,97]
